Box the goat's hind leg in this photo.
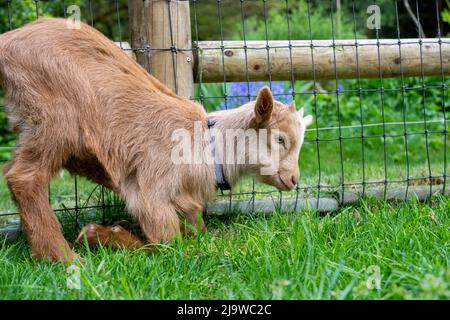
[4,145,76,262]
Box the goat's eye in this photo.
[276,136,285,145]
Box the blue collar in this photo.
[207,118,230,191]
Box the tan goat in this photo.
[0,18,312,262]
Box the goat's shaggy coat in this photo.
[0,18,312,262]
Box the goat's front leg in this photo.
[75,207,204,250]
[179,211,206,236]
[77,187,202,249]
[175,199,206,236]
[122,184,181,245]
[75,198,188,250]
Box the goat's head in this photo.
[244,86,313,191]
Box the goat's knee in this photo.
[129,201,181,244]
[180,211,206,236]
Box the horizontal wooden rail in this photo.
[193,39,450,82]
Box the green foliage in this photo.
[0,0,128,38]
[306,77,447,130]
[192,0,402,41]
[239,0,361,41]
[0,0,87,33]
[191,0,283,41]
[0,92,14,161]
[442,0,450,26]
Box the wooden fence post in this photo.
[128,0,151,71]
[128,0,194,98]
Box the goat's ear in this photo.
[254,86,274,124]
[303,115,313,127]
[289,101,296,113]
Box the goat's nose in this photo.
[291,175,298,186]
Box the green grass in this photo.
[0,197,449,299]
[0,143,448,300]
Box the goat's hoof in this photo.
[75,223,144,250]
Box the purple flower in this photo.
[220,81,292,110]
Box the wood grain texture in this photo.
[195,39,450,82]
[128,0,151,70]
[128,0,194,98]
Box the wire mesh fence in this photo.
[0,0,448,230]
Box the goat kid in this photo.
[0,18,312,262]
